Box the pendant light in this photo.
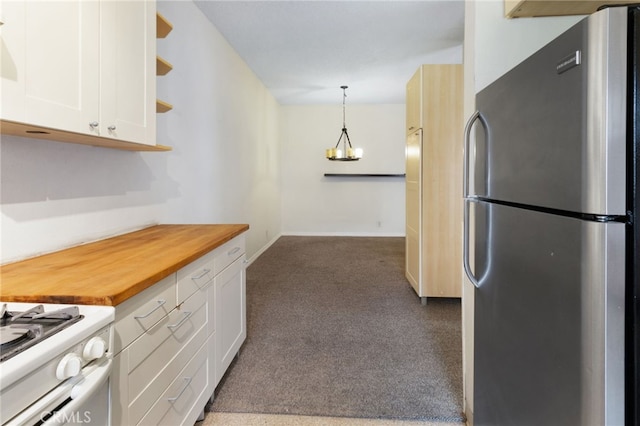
[325,85,363,161]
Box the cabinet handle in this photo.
[89,121,99,129]
[191,268,211,281]
[167,311,192,329]
[133,299,166,319]
[107,125,116,131]
[228,247,241,256]
[167,377,192,402]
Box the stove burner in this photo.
[0,325,38,346]
[0,304,83,362]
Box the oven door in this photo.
[6,358,111,426]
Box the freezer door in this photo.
[473,7,627,216]
[472,202,625,426]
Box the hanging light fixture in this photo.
[325,85,363,161]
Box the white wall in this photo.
[0,0,409,264]
[473,1,584,91]
[281,104,406,236]
[154,0,282,259]
[0,0,282,263]
[462,0,584,421]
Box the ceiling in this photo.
[194,0,465,104]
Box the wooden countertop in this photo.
[0,224,249,306]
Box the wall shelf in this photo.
[156,12,173,38]
[156,12,173,115]
[505,0,638,18]
[324,173,406,178]
[156,56,173,76]
[156,99,173,113]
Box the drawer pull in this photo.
[191,268,211,281]
[167,377,192,402]
[134,299,166,319]
[228,247,241,256]
[167,311,192,330]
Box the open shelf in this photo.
[156,56,173,76]
[156,12,173,38]
[156,99,173,113]
[505,0,638,18]
[156,12,173,115]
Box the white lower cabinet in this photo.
[127,291,208,425]
[138,343,209,425]
[215,256,246,385]
[111,233,247,425]
[112,275,176,355]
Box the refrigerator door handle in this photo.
[463,111,486,288]
[463,110,487,199]
[463,199,481,288]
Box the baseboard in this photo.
[246,232,283,267]
[247,232,405,267]
[281,231,406,237]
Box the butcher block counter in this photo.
[0,224,249,306]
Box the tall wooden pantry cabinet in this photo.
[405,64,463,303]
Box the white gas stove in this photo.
[0,302,114,425]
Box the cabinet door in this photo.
[421,65,463,298]
[0,0,100,134]
[99,0,156,145]
[215,256,246,385]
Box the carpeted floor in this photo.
[210,236,464,422]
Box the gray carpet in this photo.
[211,236,464,422]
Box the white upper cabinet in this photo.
[0,0,157,147]
[0,1,100,135]
[99,0,155,145]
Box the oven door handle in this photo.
[42,359,112,425]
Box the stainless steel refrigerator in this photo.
[463,5,639,426]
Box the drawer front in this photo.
[127,288,207,403]
[176,250,215,304]
[137,342,210,426]
[213,235,245,275]
[128,332,207,425]
[114,274,176,354]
